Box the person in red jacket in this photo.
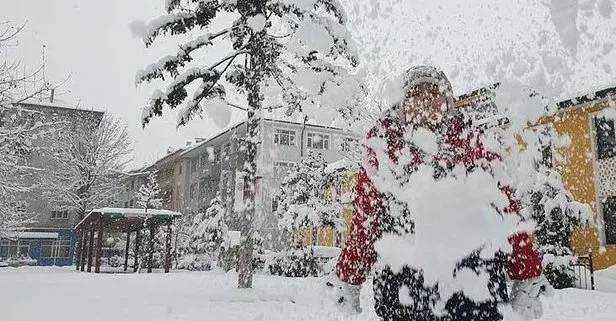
[327,66,553,321]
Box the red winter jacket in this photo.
[335,115,542,286]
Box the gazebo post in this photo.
[80,229,88,271]
[148,225,155,274]
[164,221,172,273]
[87,222,95,272]
[124,230,131,272]
[95,214,104,273]
[134,229,141,273]
[75,229,83,271]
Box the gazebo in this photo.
[74,208,181,273]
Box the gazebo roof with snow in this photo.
[75,208,181,232]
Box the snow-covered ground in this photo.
[1,266,616,321]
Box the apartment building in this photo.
[1,98,104,266]
[172,118,360,248]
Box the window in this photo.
[191,158,198,173]
[51,210,69,219]
[131,180,135,190]
[190,183,198,200]
[221,171,232,194]
[341,137,359,152]
[199,179,206,197]
[603,196,616,245]
[307,132,330,149]
[594,115,616,159]
[178,164,182,174]
[200,153,207,167]
[40,239,71,259]
[124,201,129,208]
[243,178,252,201]
[129,199,134,207]
[0,240,30,259]
[274,129,296,146]
[273,161,295,178]
[272,199,278,212]
[311,228,318,246]
[535,126,553,168]
[213,148,221,162]
[125,184,129,192]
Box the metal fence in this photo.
[573,252,595,290]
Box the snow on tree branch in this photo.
[136,0,360,289]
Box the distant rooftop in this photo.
[15,97,105,115]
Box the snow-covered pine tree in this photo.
[275,150,342,244]
[134,170,165,271]
[180,193,228,271]
[521,167,592,289]
[513,127,593,289]
[136,170,163,211]
[134,0,361,288]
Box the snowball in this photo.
[129,19,147,39]
[204,97,231,129]
[406,127,438,155]
[247,14,267,32]
[292,20,334,54]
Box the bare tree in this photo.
[0,22,57,238]
[42,113,133,220]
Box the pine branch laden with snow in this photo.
[275,150,343,241]
[135,0,361,288]
[40,113,133,220]
[136,170,164,210]
[178,194,229,271]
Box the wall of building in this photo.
[257,119,359,248]
[16,103,104,231]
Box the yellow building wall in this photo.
[540,101,616,270]
[303,98,616,270]
[301,169,357,248]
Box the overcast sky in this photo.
[5,0,616,169]
[4,0,246,169]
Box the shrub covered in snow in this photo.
[264,246,341,277]
[178,194,228,271]
[265,248,320,277]
[275,150,343,243]
[520,168,592,289]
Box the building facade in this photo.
[0,99,104,266]
[165,118,360,249]
[457,84,616,270]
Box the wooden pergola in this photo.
[74,208,181,273]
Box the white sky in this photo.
[3,0,246,169]
[4,0,615,169]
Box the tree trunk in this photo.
[237,234,254,288]
[148,226,155,273]
[237,68,261,289]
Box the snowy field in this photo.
[1,267,616,321]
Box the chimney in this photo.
[50,89,55,103]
